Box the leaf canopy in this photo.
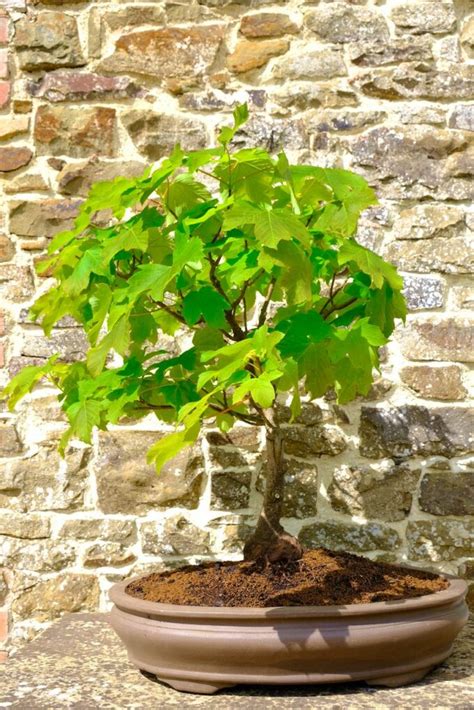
[1,105,406,471]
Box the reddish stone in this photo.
[0,17,8,45]
[34,106,116,158]
[240,13,299,38]
[31,71,145,103]
[0,147,32,172]
[227,39,289,73]
[0,81,10,108]
[0,612,7,642]
[0,235,14,261]
[0,48,8,79]
[99,26,225,93]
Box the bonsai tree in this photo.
[2,105,406,563]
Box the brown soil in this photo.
[126,548,448,607]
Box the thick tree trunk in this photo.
[243,409,303,564]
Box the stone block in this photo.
[12,574,99,622]
[305,4,389,43]
[57,159,145,197]
[31,71,145,103]
[350,126,473,200]
[257,457,319,519]
[272,48,346,81]
[397,316,473,362]
[140,515,210,556]
[0,82,9,109]
[0,445,90,513]
[83,543,136,568]
[391,3,456,35]
[9,199,80,238]
[122,111,207,161]
[355,65,474,102]
[299,520,401,552]
[99,25,225,93]
[0,264,34,300]
[461,16,474,58]
[0,115,29,141]
[402,275,444,310]
[284,424,347,457]
[232,115,308,152]
[407,520,474,561]
[396,204,464,240]
[0,147,32,173]
[400,365,467,401]
[34,106,116,158]
[0,235,14,262]
[14,11,85,71]
[0,512,50,539]
[2,539,76,573]
[58,518,136,543]
[95,431,203,514]
[240,12,299,38]
[359,405,473,459]
[4,173,49,195]
[348,37,433,67]
[329,462,420,522]
[0,424,22,457]
[210,470,251,510]
[227,38,289,73]
[419,471,474,516]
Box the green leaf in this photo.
[162,174,211,216]
[276,312,332,358]
[1,357,58,410]
[300,343,334,400]
[146,421,201,472]
[66,399,102,444]
[338,241,403,290]
[86,315,130,377]
[183,287,229,329]
[224,204,311,249]
[127,264,171,301]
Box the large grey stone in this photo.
[14,11,85,71]
[99,25,225,93]
[299,520,401,553]
[284,425,347,457]
[359,405,473,459]
[122,111,207,161]
[12,574,99,622]
[397,316,473,362]
[306,4,389,44]
[407,520,474,561]
[95,431,203,514]
[402,275,445,310]
[419,471,474,516]
[390,3,456,35]
[57,160,145,197]
[140,514,210,556]
[329,462,420,522]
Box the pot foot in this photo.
[367,667,433,688]
[157,676,234,695]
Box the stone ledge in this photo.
[0,613,472,707]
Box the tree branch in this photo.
[258,276,277,327]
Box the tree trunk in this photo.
[243,408,303,564]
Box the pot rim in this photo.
[109,569,467,620]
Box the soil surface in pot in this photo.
[125,548,447,607]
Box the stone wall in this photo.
[0,0,473,654]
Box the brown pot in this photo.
[109,574,468,695]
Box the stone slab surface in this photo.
[0,613,472,708]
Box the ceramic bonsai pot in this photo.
[109,574,468,695]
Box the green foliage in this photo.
[1,105,406,471]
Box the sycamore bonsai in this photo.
[2,105,406,563]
